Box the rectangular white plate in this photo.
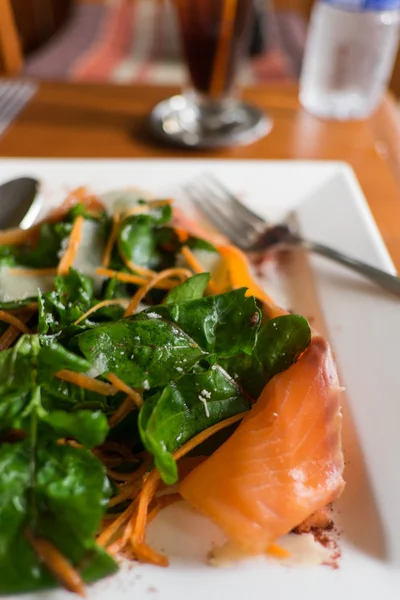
[1,159,399,600]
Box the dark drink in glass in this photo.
[174,0,254,99]
[150,0,271,148]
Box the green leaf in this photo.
[76,319,205,388]
[0,443,30,553]
[15,221,72,269]
[0,442,117,594]
[117,215,160,269]
[140,288,261,359]
[38,340,90,375]
[38,269,94,335]
[42,410,109,448]
[138,366,250,484]
[164,272,210,304]
[222,314,311,397]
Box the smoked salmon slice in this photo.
[180,336,345,553]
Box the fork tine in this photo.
[185,186,246,245]
[203,173,266,227]
[190,181,257,241]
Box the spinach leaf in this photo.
[164,272,210,304]
[42,410,109,448]
[117,215,160,269]
[222,314,311,397]
[116,205,172,272]
[140,288,261,359]
[38,340,90,375]
[76,319,205,388]
[15,221,72,269]
[0,298,37,311]
[0,441,117,594]
[38,269,93,335]
[139,366,250,484]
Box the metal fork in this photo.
[186,174,400,297]
[0,80,37,138]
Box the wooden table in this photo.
[1,81,400,270]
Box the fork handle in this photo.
[292,235,400,296]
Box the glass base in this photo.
[150,94,272,149]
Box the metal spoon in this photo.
[0,177,41,230]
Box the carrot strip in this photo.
[0,307,36,350]
[108,396,134,428]
[25,531,86,597]
[180,245,217,293]
[57,215,84,276]
[97,498,139,548]
[131,542,168,567]
[0,310,30,334]
[8,268,57,277]
[108,482,141,508]
[0,225,42,246]
[174,227,189,243]
[102,212,120,267]
[56,370,118,396]
[124,267,192,317]
[266,543,291,559]
[106,374,143,409]
[148,493,182,523]
[120,255,157,279]
[73,299,130,325]
[96,267,175,290]
[8,302,38,313]
[46,187,104,223]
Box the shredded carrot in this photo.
[106,466,142,482]
[73,298,130,325]
[266,543,291,559]
[25,531,86,597]
[106,374,143,409]
[0,308,36,350]
[174,227,189,243]
[148,493,182,523]
[180,245,217,294]
[97,498,139,548]
[0,224,41,246]
[124,267,192,317]
[57,215,84,276]
[108,396,134,428]
[0,326,20,350]
[8,267,57,277]
[131,542,168,567]
[108,482,142,508]
[96,267,175,290]
[97,440,136,460]
[120,255,157,279]
[8,302,38,313]
[102,211,120,267]
[132,412,246,548]
[0,310,30,334]
[46,187,104,223]
[56,370,118,396]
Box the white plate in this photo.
[1,158,399,600]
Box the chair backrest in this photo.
[0,0,23,75]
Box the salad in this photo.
[0,187,344,595]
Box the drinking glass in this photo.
[150,0,272,148]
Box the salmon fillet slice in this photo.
[180,336,345,553]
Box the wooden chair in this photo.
[0,0,72,75]
[0,0,23,75]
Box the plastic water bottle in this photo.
[299,0,400,120]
